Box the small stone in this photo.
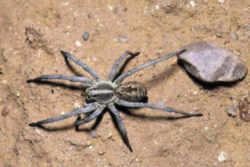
[119,36,128,43]
[107,4,113,11]
[154,5,160,10]
[226,104,237,117]
[231,32,239,40]
[190,1,196,7]
[82,32,89,41]
[178,41,248,83]
[218,0,224,3]
[88,145,93,150]
[218,152,229,162]
[98,151,105,155]
[75,40,82,47]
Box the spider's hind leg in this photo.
[108,103,133,152]
[115,99,203,117]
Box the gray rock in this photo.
[82,32,89,41]
[178,41,248,83]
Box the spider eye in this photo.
[115,81,147,102]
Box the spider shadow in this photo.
[143,63,180,90]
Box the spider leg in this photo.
[114,49,186,84]
[29,104,96,126]
[115,99,203,117]
[108,51,133,81]
[108,103,133,152]
[74,106,105,126]
[60,51,101,80]
[27,75,93,86]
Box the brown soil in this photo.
[0,0,249,167]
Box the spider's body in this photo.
[86,81,147,104]
[28,49,202,152]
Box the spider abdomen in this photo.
[115,81,147,102]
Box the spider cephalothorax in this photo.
[28,49,202,152]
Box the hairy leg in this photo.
[108,51,133,81]
[61,51,101,80]
[27,75,93,86]
[74,106,105,126]
[29,104,96,126]
[115,99,203,117]
[108,103,133,152]
[114,49,185,83]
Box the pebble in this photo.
[226,104,237,117]
[119,36,128,43]
[75,40,82,47]
[231,32,239,40]
[82,32,89,41]
[107,4,113,11]
[218,151,229,162]
[178,41,248,83]
[98,151,105,155]
[190,1,196,7]
[88,145,93,150]
[218,0,224,3]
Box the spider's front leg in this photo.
[27,75,93,87]
[115,99,203,117]
[108,51,139,81]
[60,51,101,80]
[114,49,186,84]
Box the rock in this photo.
[226,104,237,117]
[218,151,229,162]
[82,32,89,41]
[178,41,248,83]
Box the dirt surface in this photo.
[0,0,249,167]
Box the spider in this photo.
[28,49,202,152]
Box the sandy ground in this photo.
[0,0,249,167]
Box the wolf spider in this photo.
[28,49,202,152]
